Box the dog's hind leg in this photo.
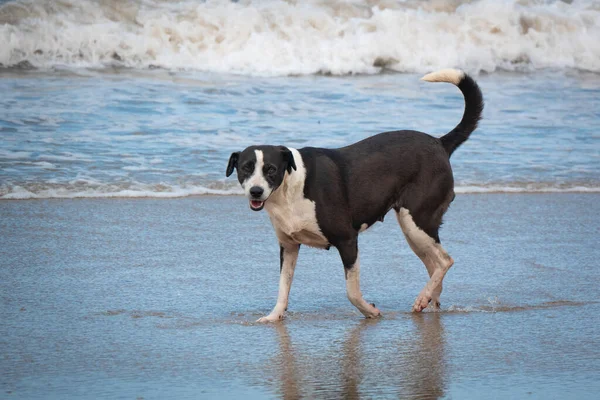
[257,243,300,323]
[337,238,381,318]
[396,207,454,312]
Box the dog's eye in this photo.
[242,163,254,173]
[265,165,277,175]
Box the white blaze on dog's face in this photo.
[226,146,297,211]
[243,150,270,209]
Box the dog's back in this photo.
[300,69,484,239]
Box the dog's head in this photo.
[226,145,297,211]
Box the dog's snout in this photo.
[250,186,264,198]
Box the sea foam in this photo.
[0,182,244,200]
[1,0,599,75]
[1,182,598,199]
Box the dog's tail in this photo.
[421,69,484,157]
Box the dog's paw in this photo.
[256,313,284,323]
[365,303,382,318]
[412,292,432,312]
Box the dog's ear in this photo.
[280,146,297,174]
[226,152,240,177]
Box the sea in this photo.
[1,0,599,199]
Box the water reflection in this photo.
[273,322,302,400]
[397,314,447,399]
[269,314,447,399]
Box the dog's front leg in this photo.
[257,243,300,323]
[338,238,381,319]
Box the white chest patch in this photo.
[264,148,329,249]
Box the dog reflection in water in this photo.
[265,314,446,398]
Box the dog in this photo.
[226,69,483,322]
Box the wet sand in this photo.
[1,194,599,399]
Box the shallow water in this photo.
[1,194,599,399]
[1,69,599,198]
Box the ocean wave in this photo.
[1,0,599,76]
[1,181,599,200]
[454,184,600,193]
[0,182,244,200]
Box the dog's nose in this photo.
[250,186,264,198]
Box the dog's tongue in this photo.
[250,200,263,209]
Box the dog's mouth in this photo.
[249,199,265,211]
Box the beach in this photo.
[1,194,599,399]
[1,0,600,398]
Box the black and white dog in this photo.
[226,69,483,322]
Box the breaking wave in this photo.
[1,0,599,76]
[0,180,243,200]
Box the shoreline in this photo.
[1,190,600,201]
